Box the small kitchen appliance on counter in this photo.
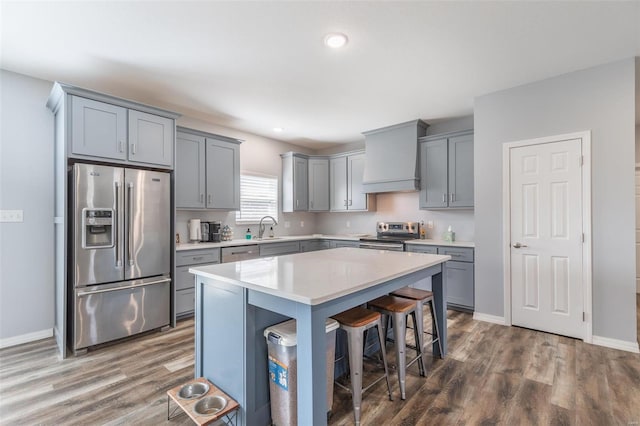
[188,219,202,242]
[208,221,221,242]
[359,221,421,251]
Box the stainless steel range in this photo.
[359,221,421,251]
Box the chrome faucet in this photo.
[258,216,278,239]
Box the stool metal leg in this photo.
[345,327,364,426]
[375,317,393,401]
[410,311,426,377]
[413,302,427,376]
[392,311,408,400]
[428,299,443,358]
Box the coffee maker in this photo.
[200,222,211,242]
[208,221,221,242]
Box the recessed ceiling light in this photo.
[324,33,348,49]
[273,127,284,132]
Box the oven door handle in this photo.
[359,242,404,251]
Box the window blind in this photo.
[235,173,278,223]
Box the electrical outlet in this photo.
[284,221,290,229]
[0,210,23,223]
[427,221,434,229]
[346,221,351,228]
[300,221,304,228]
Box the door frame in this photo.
[502,131,592,343]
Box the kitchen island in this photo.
[190,247,450,426]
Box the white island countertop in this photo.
[189,247,450,305]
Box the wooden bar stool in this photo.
[391,287,443,368]
[368,295,425,400]
[332,306,393,426]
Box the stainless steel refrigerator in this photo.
[70,163,171,354]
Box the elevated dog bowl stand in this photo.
[167,377,239,425]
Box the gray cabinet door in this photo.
[176,132,206,209]
[259,241,301,257]
[128,110,174,167]
[293,156,309,211]
[205,137,240,210]
[348,153,367,210]
[420,138,448,208]
[71,96,127,161]
[448,133,474,208]
[330,157,348,211]
[308,158,329,211]
[444,260,474,309]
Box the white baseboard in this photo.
[0,328,53,349]
[473,312,506,325]
[592,335,640,353]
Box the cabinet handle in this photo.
[450,193,455,203]
[200,194,204,203]
[208,194,212,204]
[119,140,124,153]
[130,143,136,155]
[296,199,299,208]
[442,193,447,203]
[348,200,352,206]
[310,201,313,208]
[344,200,348,206]
[192,256,203,261]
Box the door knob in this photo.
[512,242,528,248]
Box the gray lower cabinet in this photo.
[329,240,360,248]
[300,239,332,252]
[419,130,474,209]
[176,127,241,210]
[259,241,301,257]
[405,244,474,311]
[69,94,177,168]
[175,248,221,316]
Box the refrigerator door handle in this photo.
[127,182,134,266]
[114,181,122,267]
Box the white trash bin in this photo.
[264,318,339,426]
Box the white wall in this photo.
[0,70,54,342]
[474,58,637,343]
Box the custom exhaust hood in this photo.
[361,119,428,193]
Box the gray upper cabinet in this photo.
[176,127,241,210]
[67,90,179,169]
[128,110,174,167]
[330,152,374,212]
[308,158,329,211]
[419,130,474,209]
[206,137,241,210]
[281,153,309,212]
[71,96,127,161]
[175,131,206,209]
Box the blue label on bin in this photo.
[268,355,288,391]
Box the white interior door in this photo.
[510,138,584,338]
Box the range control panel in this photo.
[376,221,420,236]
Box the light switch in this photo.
[427,221,434,229]
[0,210,24,223]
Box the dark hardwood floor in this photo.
[1,296,639,425]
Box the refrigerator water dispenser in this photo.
[82,208,114,248]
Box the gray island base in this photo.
[190,248,450,425]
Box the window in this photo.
[235,173,278,224]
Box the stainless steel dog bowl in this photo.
[193,395,227,416]
[177,382,210,400]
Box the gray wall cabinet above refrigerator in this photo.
[419,130,474,209]
[48,83,179,169]
[175,127,242,210]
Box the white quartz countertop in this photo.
[189,247,450,305]
[176,234,364,251]
[404,239,475,248]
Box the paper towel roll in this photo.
[188,219,201,242]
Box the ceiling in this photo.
[1,1,639,149]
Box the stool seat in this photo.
[391,287,434,301]
[333,307,381,328]
[368,295,415,313]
